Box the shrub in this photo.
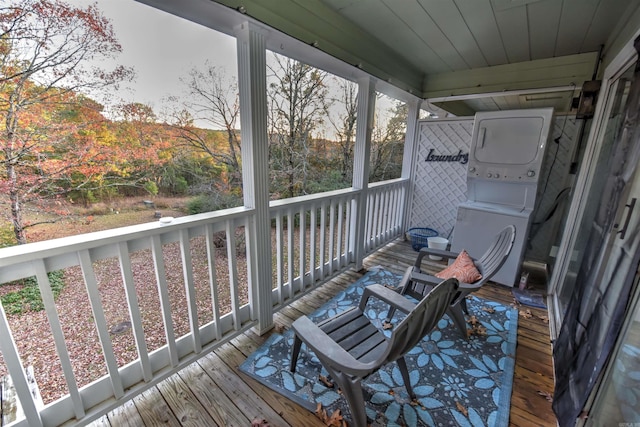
[187,193,243,215]
[144,181,159,196]
[1,271,65,315]
[172,176,189,195]
[0,224,17,248]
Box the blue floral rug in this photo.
[240,268,517,426]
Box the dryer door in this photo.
[474,116,545,165]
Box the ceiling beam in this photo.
[431,101,477,117]
[422,52,599,99]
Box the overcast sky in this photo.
[64,0,399,134]
[68,0,238,113]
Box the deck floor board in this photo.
[93,238,556,426]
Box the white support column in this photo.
[0,301,43,427]
[351,76,376,270]
[401,98,421,233]
[236,22,273,335]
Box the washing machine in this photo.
[451,108,554,286]
[452,201,531,286]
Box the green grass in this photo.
[1,271,65,315]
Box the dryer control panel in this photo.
[467,165,540,182]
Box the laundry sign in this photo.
[425,148,469,164]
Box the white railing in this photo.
[0,208,254,427]
[0,179,407,426]
[268,179,408,308]
[270,188,356,309]
[364,179,407,254]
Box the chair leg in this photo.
[461,296,469,314]
[396,356,415,400]
[290,334,302,373]
[447,305,468,340]
[385,306,396,323]
[328,369,368,427]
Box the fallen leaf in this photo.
[456,401,468,417]
[382,321,394,330]
[537,315,549,323]
[410,398,426,410]
[482,306,495,313]
[537,390,553,402]
[326,409,344,427]
[519,309,533,319]
[315,403,346,427]
[468,324,487,337]
[319,375,334,388]
[467,315,479,326]
[251,418,270,427]
[274,324,286,334]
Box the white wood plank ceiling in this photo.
[321,0,632,74]
[318,0,637,114]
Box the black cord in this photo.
[532,187,571,225]
[534,101,574,224]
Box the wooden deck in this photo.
[90,238,557,427]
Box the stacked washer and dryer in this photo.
[450,108,554,286]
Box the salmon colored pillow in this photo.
[435,249,482,284]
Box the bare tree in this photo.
[267,54,330,197]
[327,79,358,183]
[369,101,407,182]
[0,0,133,244]
[167,62,241,189]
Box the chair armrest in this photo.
[291,316,376,376]
[415,247,459,267]
[358,284,417,314]
[411,271,443,285]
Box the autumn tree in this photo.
[108,102,175,197]
[167,62,242,191]
[0,0,133,243]
[50,94,116,204]
[267,54,331,198]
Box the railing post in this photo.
[0,301,43,427]
[401,98,421,234]
[351,76,376,269]
[236,22,273,334]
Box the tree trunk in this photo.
[9,179,26,245]
[4,97,27,244]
